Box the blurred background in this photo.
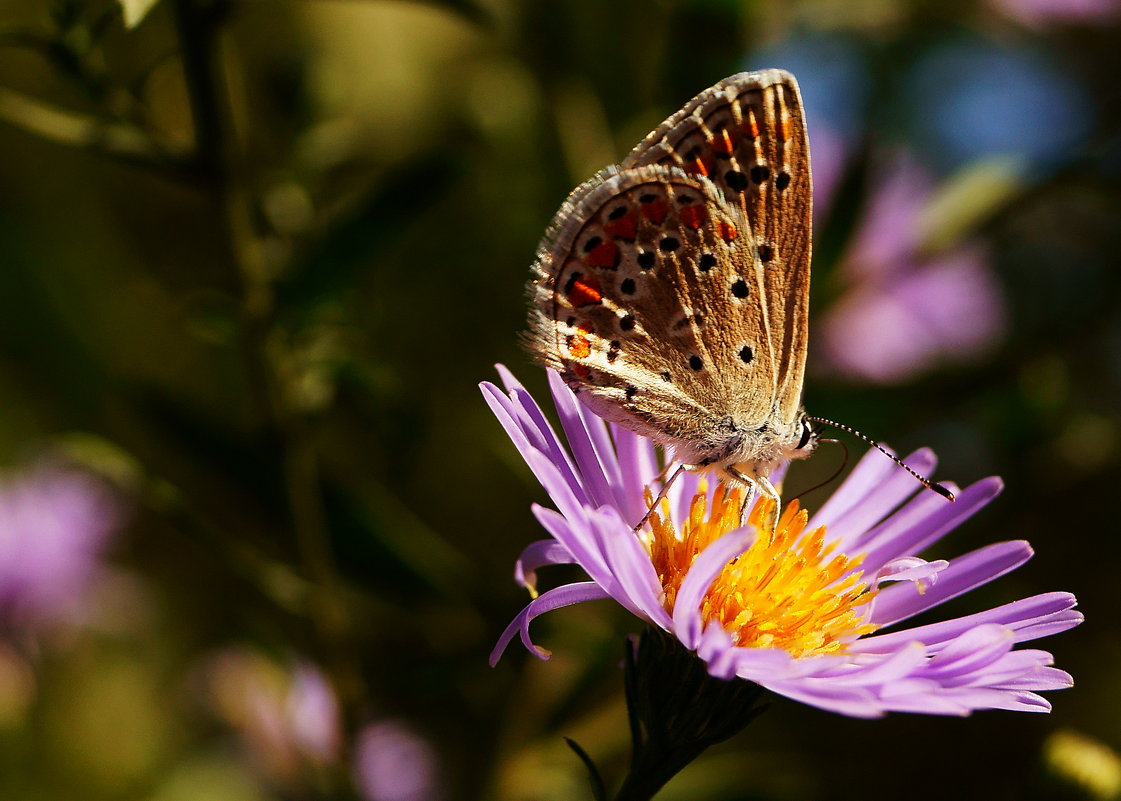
[0,0,1118,799]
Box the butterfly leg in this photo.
[632,464,688,532]
[725,467,781,532]
[755,475,782,531]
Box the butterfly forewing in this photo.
[527,69,812,471]
[527,164,778,459]
[623,70,811,424]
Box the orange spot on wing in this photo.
[684,156,710,177]
[567,275,603,306]
[679,205,708,229]
[641,199,668,224]
[711,129,734,156]
[718,221,738,242]
[568,331,592,359]
[603,212,638,240]
[585,240,620,269]
[780,117,793,141]
[745,111,760,139]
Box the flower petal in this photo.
[591,508,673,629]
[868,540,1033,627]
[857,477,1004,576]
[514,540,575,592]
[490,582,612,665]
[548,371,619,510]
[672,526,756,650]
[819,448,938,549]
[853,592,1080,653]
[610,423,661,524]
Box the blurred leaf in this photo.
[275,154,466,316]
[0,86,185,169]
[146,754,266,801]
[400,0,492,26]
[917,155,1024,253]
[564,738,607,801]
[119,0,161,28]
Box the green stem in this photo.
[171,0,365,740]
[613,630,769,800]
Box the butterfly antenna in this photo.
[806,417,956,502]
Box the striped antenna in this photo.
[807,417,956,502]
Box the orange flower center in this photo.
[641,480,878,658]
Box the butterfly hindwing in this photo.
[623,69,811,424]
[527,164,778,460]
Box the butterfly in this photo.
[525,69,816,515]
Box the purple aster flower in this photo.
[484,367,1081,718]
[818,155,1007,384]
[353,720,442,801]
[204,649,342,781]
[0,460,121,630]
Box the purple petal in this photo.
[481,381,588,507]
[996,666,1073,691]
[667,467,705,529]
[868,540,1033,627]
[514,540,575,590]
[921,624,1015,678]
[610,423,661,525]
[490,582,613,665]
[871,557,949,588]
[761,679,885,718]
[854,592,1080,654]
[857,477,1004,577]
[810,447,904,535]
[696,624,739,680]
[672,527,755,649]
[878,680,974,715]
[530,506,612,590]
[522,450,597,534]
[824,643,928,686]
[821,449,938,549]
[591,509,673,629]
[574,392,629,511]
[548,371,619,510]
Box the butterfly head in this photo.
[795,414,816,452]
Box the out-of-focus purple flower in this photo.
[988,0,1121,27]
[354,720,441,801]
[204,649,341,782]
[818,155,1007,384]
[0,460,120,629]
[484,367,1082,718]
[822,247,1006,384]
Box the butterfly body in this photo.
[526,70,816,503]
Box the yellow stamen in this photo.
[641,479,878,658]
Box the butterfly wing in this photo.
[526,163,778,464]
[623,69,811,425]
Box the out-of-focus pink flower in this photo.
[0,460,120,630]
[818,155,1007,384]
[204,649,341,783]
[988,0,1121,27]
[353,721,441,801]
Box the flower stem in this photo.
[171,0,365,739]
[614,628,769,801]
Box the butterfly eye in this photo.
[797,418,814,450]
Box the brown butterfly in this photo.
[525,69,950,517]
[525,69,813,514]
